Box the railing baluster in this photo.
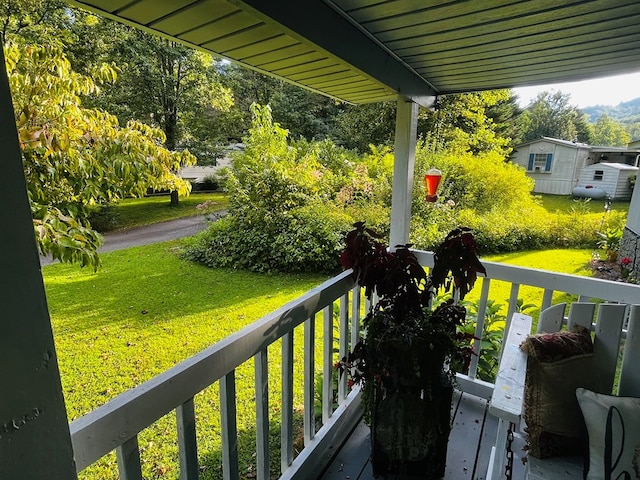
[281,332,294,472]
[541,288,554,312]
[469,277,491,379]
[505,283,521,329]
[116,435,142,480]
[220,371,239,480]
[255,349,269,480]
[322,304,334,424]
[351,285,361,349]
[338,293,349,402]
[303,315,315,445]
[176,397,199,480]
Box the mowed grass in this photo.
[106,192,228,231]
[475,248,594,322]
[44,242,328,479]
[536,193,630,216]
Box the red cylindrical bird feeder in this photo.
[424,168,442,202]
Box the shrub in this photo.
[194,174,220,192]
[185,104,371,273]
[409,144,542,251]
[87,203,119,232]
[455,207,550,253]
[183,202,352,274]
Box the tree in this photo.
[589,113,631,146]
[420,90,514,156]
[72,23,233,204]
[332,91,515,155]
[6,43,195,268]
[333,101,397,152]
[211,62,340,143]
[0,0,69,46]
[486,90,523,147]
[518,91,592,143]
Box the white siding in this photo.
[179,163,230,182]
[615,170,636,199]
[628,183,640,234]
[578,163,637,200]
[513,140,590,195]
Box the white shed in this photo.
[576,162,638,200]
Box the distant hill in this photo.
[582,98,640,123]
[582,98,640,140]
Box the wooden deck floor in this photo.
[319,391,527,480]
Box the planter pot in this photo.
[371,375,453,478]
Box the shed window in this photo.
[528,153,553,172]
[593,170,604,181]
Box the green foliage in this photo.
[597,226,624,261]
[64,17,234,159]
[333,91,517,155]
[421,90,514,156]
[459,299,505,382]
[6,42,196,267]
[184,200,352,274]
[410,144,539,249]
[0,0,70,46]
[333,101,397,151]
[185,104,364,273]
[518,91,592,143]
[455,207,551,253]
[589,113,631,146]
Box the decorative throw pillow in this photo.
[520,325,593,361]
[520,326,606,458]
[576,388,640,480]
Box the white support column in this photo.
[389,95,419,249]
[0,49,77,478]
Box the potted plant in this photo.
[338,222,486,478]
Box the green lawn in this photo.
[536,193,629,216]
[44,241,595,479]
[102,192,228,231]
[479,248,593,319]
[45,242,327,479]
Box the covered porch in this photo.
[4,2,640,479]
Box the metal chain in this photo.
[505,422,515,480]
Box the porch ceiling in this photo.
[66,0,640,107]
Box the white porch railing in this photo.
[68,251,640,479]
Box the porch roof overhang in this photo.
[66,0,640,108]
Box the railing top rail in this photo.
[412,249,640,305]
[69,270,355,471]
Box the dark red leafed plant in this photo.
[430,227,487,299]
[337,223,485,423]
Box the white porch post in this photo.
[389,95,419,249]
[0,48,77,478]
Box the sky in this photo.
[512,71,640,109]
